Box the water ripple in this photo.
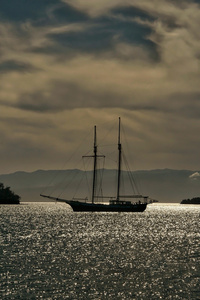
[0,203,199,299]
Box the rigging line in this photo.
[122,153,136,193]
[95,160,100,202]
[105,151,118,163]
[72,170,87,200]
[56,150,90,199]
[120,170,125,198]
[98,149,117,165]
[40,169,61,196]
[61,126,94,170]
[122,153,140,195]
[96,157,106,200]
[56,168,82,199]
[41,167,80,197]
[82,149,93,157]
[41,126,94,196]
[114,168,118,198]
[52,156,84,197]
[121,123,143,194]
[97,117,118,148]
[82,157,92,201]
[98,143,116,147]
[127,161,142,195]
[59,155,92,200]
[46,163,81,197]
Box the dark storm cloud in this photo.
[111,6,155,20]
[0,0,89,24]
[48,11,155,56]
[0,0,89,33]
[0,1,158,59]
[52,3,89,23]
[0,60,39,73]
[0,0,57,22]
[1,1,199,114]
[1,0,200,173]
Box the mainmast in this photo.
[92,126,97,204]
[117,117,122,201]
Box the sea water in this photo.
[0,203,199,300]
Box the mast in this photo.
[117,117,121,201]
[83,125,104,204]
[92,126,97,204]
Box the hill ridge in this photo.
[0,169,199,203]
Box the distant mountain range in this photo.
[0,169,200,203]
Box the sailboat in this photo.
[40,118,148,212]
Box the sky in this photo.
[0,0,200,174]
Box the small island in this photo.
[180,197,200,204]
[0,183,20,204]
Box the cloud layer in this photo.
[0,0,200,173]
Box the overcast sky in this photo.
[0,0,200,174]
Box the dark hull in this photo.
[66,201,147,212]
[0,200,20,205]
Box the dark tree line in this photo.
[0,183,20,204]
[181,197,200,204]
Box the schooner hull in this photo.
[65,201,147,212]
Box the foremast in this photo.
[83,125,104,204]
[117,117,121,201]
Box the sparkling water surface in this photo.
[1,203,200,299]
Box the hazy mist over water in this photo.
[1,203,200,299]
